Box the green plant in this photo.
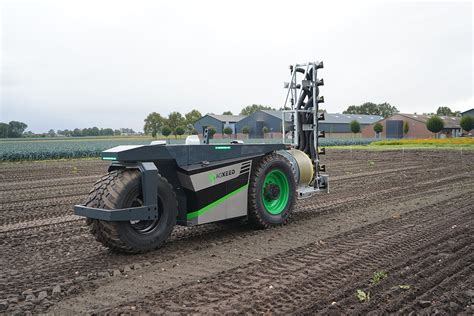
[350,120,361,134]
[242,126,250,134]
[436,106,453,116]
[356,289,370,302]
[161,126,172,137]
[7,121,28,138]
[403,121,409,135]
[343,102,399,118]
[371,271,388,285]
[460,115,473,132]
[174,126,185,137]
[0,123,9,138]
[373,122,383,134]
[184,109,202,127]
[426,116,444,137]
[262,126,269,134]
[240,104,275,115]
[207,126,217,138]
[167,112,186,132]
[223,127,233,136]
[143,112,166,137]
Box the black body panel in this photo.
[183,172,250,213]
[101,144,286,166]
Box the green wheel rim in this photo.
[261,169,289,215]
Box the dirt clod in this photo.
[52,285,61,296]
[37,291,47,301]
[0,300,9,311]
[418,300,432,308]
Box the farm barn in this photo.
[461,108,474,117]
[235,110,288,138]
[235,110,382,138]
[193,114,245,137]
[319,113,382,137]
[361,113,462,139]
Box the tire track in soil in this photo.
[0,166,106,184]
[0,175,100,193]
[0,156,422,227]
[311,230,472,315]
[108,193,472,315]
[46,184,472,314]
[0,154,466,228]
[0,163,470,293]
[0,150,472,314]
[2,166,470,280]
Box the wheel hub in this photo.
[264,184,280,200]
[129,198,160,234]
[261,169,290,215]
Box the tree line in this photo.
[0,121,28,138]
[52,127,137,137]
[143,104,276,137]
[0,120,137,138]
[342,103,464,119]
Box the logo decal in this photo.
[209,173,217,184]
[209,169,236,184]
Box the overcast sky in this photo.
[1,0,473,133]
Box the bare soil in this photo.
[0,149,472,315]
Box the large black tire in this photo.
[248,153,296,228]
[85,169,177,253]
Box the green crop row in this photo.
[0,139,152,161]
[0,137,377,161]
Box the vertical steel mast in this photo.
[282,61,328,195]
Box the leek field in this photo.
[0,137,378,161]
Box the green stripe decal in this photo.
[102,156,117,161]
[187,184,248,220]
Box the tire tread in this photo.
[85,169,177,253]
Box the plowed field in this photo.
[0,149,472,314]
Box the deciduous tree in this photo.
[174,126,185,138]
[460,115,473,132]
[8,121,28,138]
[350,120,361,134]
[403,121,409,135]
[240,104,275,116]
[0,123,9,138]
[343,102,399,118]
[144,112,166,138]
[223,127,233,136]
[184,109,202,132]
[208,126,216,138]
[161,126,172,137]
[426,116,444,138]
[373,122,383,134]
[436,106,453,116]
[167,112,185,133]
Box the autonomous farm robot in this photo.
[74,62,329,253]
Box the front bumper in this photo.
[74,204,158,221]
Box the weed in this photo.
[356,289,370,302]
[371,271,388,285]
